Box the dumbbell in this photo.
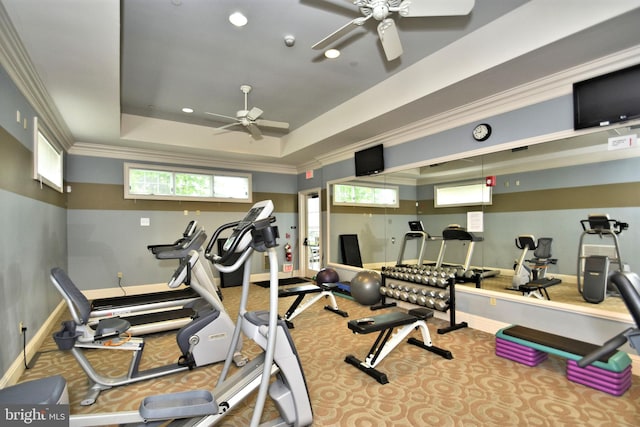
[434,300,449,311]
[435,290,449,300]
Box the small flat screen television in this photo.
[355,144,384,176]
[573,63,640,130]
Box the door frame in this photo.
[298,188,322,278]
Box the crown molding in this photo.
[0,3,74,151]
[68,142,299,175]
[300,44,640,173]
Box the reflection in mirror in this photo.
[327,124,640,313]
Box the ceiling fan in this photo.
[312,0,475,61]
[205,85,290,140]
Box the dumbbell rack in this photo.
[373,265,468,334]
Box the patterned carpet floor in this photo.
[18,282,640,426]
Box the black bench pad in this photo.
[278,284,320,297]
[519,277,561,291]
[348,309,433,334]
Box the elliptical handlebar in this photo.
[580,215,629,235]
[204,220,241,262]
[204,200,278,267]
[577,332,631,368]
[578,271,640,368]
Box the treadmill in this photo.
[435,225,500,287]
[89,221,208,335]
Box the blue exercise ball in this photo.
[350,270,382,306]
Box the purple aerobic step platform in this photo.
[566,360,632,396]
[496,338,548,367]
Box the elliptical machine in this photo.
[577,214,629,304]
[578,271,640,367]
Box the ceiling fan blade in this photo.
[246,107,264,121]
[246,123,263,140]
[398,0,475,17]
[216,122,241,130]
[255,119,290,131]
[312,16,370,50]
[205,111,238,122]
[377,19,403,61]
[212,122,242,135]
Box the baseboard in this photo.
[82,282,180,300]
[0,301,67,388]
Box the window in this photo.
[125,163,251,202]
[32,117,64,193]
[434,180,492,208]
[333,182,399,207]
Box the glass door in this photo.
[299,190,321,278]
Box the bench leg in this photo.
[344,354,388,384]
[283,291,348,328]
[323,291,349,318]
[520,287,550,300]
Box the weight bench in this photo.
[345,308,453,384]
[518,277,562,300]
[279,283,348,328]
[496,325,632,396]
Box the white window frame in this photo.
[124,162,252,202]
[434,180,492,208]
[333,182,399,208]
[32,117,64,193]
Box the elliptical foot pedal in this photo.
[139,390,218,421]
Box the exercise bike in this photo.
[50,227,246,406]
[508,235,561,299]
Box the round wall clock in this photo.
[472,123,492,141]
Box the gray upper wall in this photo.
[299,97,574,189]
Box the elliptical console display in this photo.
[223,200,274,253]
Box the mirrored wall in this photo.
[327,126,640,313]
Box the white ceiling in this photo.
[2,0,640,174]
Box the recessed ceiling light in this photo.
[182,107,194,113]
[325,49,340,59]
[229,12,248,27]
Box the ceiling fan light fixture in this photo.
[229,12,247,27]
[324,48,340,59]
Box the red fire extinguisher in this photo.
[284,243,292,262]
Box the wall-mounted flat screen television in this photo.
[355,144,384,176]
[573,63,640,130]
